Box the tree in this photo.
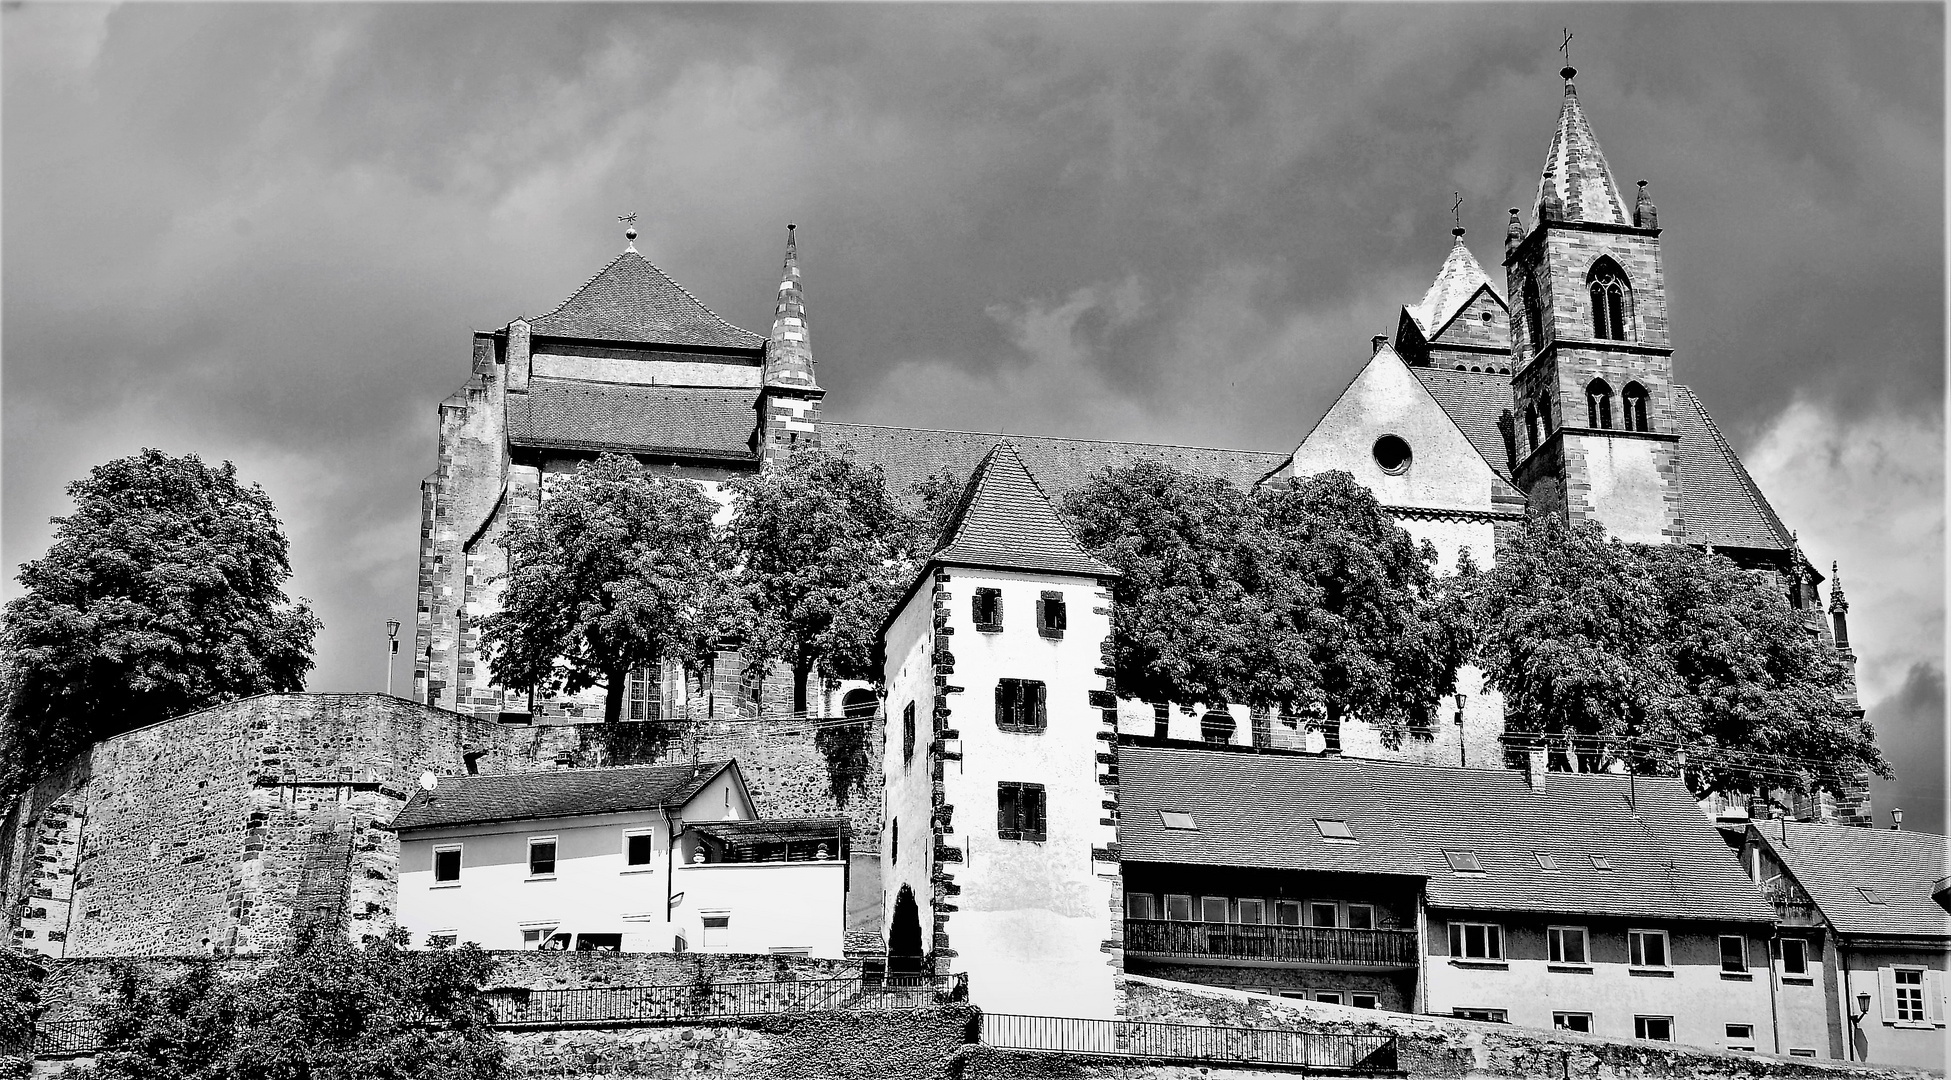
[724,452,922,715]
[1472,515,1885,796]
[480,454,723,726]
[0,450,318,794]
[92,931,502,1080]
[1062,462,1467,738]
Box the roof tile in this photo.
[510,378,759,459]
[931,443,1117,578]
[1755,821,1951,940]
[529,251,765,350]
[391,761,734,831]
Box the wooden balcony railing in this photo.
[1125,920,1417,968]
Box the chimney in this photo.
[1522,746,1550,789]
[1371,335,1388,355]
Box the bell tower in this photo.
[1505,63,1682,544]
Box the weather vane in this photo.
[618,212,639,250]
[618,212,637,228]
[1451,192,1463,234]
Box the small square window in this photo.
[1273,900,1301,926]
[1534,852,1559,872]
[1314,991,1343,1005]
[1236,899,1266,925]
[1126,893,1158,921]
[1548,926,1588,965]
[1159,810,1198,830]
[1444,850,1484,873]
[1315,818,1355,840]
[528,838,557,877]
[1351,993,1379,1010]
[1589,854,1614,871]
[1201,896,1230,923]
[1629,929,1670,968]
[433,846,461,883]
[997,782,1047,841]
[1719,935,1748,973]
[1036,592,1067,638]
[996,679,1047,732]
[1726,1024,1754,1042]
[1553,1012,1592,1033]
[1448,922,1503,960]
[1163,894,1193,921]
[625,833,654,866]
[1309,902,1338,928]
[1779,937,1809,975]
[1346,904,1375,930]
[1634,1016,1673,1042]
[522,926,562,950]
[972,587,1002,631]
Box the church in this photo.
[413,63,1858,805]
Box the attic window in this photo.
[1444,850,1484,873]
[1589,854,1614,871]
[1857,886,1886,906]
[1534,853,1560,872]
[1372,435,1412,475]
[1315,819,1356,841]
[1159,811,1198,831]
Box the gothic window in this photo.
[1586,379,1615,430]
[1586,259,1631,340]
[1522,275,1545,353]
[1525,405,1540,453]
[1622,382,1650,432]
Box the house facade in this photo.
[392,760,848,958]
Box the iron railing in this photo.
[983,1013,1399,1072]
[1125,920,1418,967]
[31,1018,107,1055]
[485,973,965,1027]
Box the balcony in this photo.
[1125,920,1418,969]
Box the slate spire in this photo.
[1534,66,1630,227]
[1409,228,1496,336]
[764,223,819,390]
[932,443,1116,578]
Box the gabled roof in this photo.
[1119,745,1777,925]
[825,423,1286,507]
[1752,821,1951,940]
[509,377,759,460]
[528,250,766,350]
[1673,386,1794,552]
[930,443,1117,578]
[391,761,736,832]
[1534,74,1631,228]
[1407,235,1504,338]
[1411,367,1518,482]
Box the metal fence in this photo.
[983,1013,1399,1073]
[485,973,966,1027]
[30,1018,108,1056]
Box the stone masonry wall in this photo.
[501,1006,974,1080]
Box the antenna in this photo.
[419,771,438,792]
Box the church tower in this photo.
[759,223,823,466]
[1505,64,1682,544]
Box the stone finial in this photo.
[1505,207,1524,257]
[1371,334,1388,355]
[619,212,639,253]
[1829,562,1849,614]
[1634,180,1659,230]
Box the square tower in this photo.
[878,444,1125,1018]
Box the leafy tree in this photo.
[481,454,723,726]
[724,452,922,715]
[1472,515,1884,796]
[0,450,318,794]
[0,947,41,1064]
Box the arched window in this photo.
[1524,405,1540,452]
[1622,382,1650,432]
[1522,275,1545,353]
[1586,379,1614,429]
[1586,258,1631,340]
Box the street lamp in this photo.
[1892,807,1905,831]
[385,620,402,697]
[1854,990,1872,1023]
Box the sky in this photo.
[4,4,1943,830]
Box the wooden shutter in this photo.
[1928,969,1946,1025]
[1033,682,1047,730]
[997,786,1014,836]
[1879,967,1899,1023]
[995,681,1008,727]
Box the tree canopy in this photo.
[1062,461,1467,738]
[481,454,723,726]
[1471,514,1884,797]
[724,451,927,714]
[0,450,318,794]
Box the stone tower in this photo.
[759,224,823,466]
[1505,65,1682,544]
[877,443,1125,1018]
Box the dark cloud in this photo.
[4,0,1942,806]
[1866,664,1947,836]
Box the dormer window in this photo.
[1587,258,1631,340]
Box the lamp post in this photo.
[1892,807,1905,831]
[385,620,401,697]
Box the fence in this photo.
[30,1018,107,1056]
[485,973,966,1027]
[983,1013,1399,1073]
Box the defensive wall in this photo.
[2,693,883,960]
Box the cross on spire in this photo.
[1559,28,1576,80]
[1451,191,1464,237]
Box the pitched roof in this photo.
[1754,821,1951,940]
[824,423,1288,506]
[1672,386,1794,552]
[1410,365,1519,484]
[1119,745,1777,924]
[509,377,759,460]
[764,225,818,390]
[1534,76,1631,228]
[1407,235,1503,338]
[391,761,735,831]
[931,443,1117,578]
[528,250,765,350]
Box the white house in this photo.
[391,760,848,957]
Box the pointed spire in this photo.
[1408,229,1497,335]
[1534,66,1630,226]
[933,444,1117,578]
[764,223,818,391]
[1828,562,1849,614]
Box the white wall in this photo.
[1574,437,1668,545]
[673,861,847,958]
[880,581,939,962]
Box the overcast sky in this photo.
[5,3,1942,828]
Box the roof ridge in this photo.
[824,422,1282,457]
[528,375,755,397]
[529,249,762,346]
[636,254,757,339]
[1676,385,1795,549]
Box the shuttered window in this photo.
[996,679,1047,732]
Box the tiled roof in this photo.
[391,761,734,831]
[1754,821,1951,940]
[1408,237,1502,337]
[824,423,1288,506]
[693,816,851,846]
[931,443,1117,578]
[1535,78,1631,227]
[509,377,759,460]
[1119,745,1777,924]
[528,250,766,350]
[1673,386,1793,552]
[1411,366,1519,484]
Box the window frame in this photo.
[1235,898,1267,925]
[1273,900,1302,927]
[700,913,731,950]
[1547,925,1589,965]
[623,830,656,870]
[1350,993,1380,1010]
[1126,893,1158,922]
[1448,921,1504,961]
[527,836,559,879]
[1634,1016,1674,1042]
[1725,1024,1755,1050]
[1308,902,1339,929]
[1345,904,1376,930]
[1454,1007,1508,1023]
[1200,896,1231,924]
[902,701,918,763]
[972,587,1003,632]
[625,666,659,722]
[432,844,462,885]
[1628,928,1671,969]
[1719,934,1749,974]
[1586,378,1615,430]
[1779,937,1809,976]
[996,781,1048,842]
[1163,894,1194,922]
[1893,967,1927,1022]
[995,678,1048,733]
[1036,591,1067,639]
[1553,1012,1592,1033]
